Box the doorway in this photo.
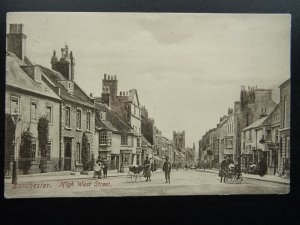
[64,138,72,170]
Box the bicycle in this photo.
[224,171,243,184]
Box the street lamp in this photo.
[11,114,20,184]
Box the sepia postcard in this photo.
[4,12,290,198]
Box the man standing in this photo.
[143,154,151,182]
[103,159,108,178]
[219,156,229,183]
[162,156,172,183]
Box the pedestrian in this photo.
[103,159,108,178]
[235,157,241,179]
[162,156,172,183]
[93,160,101,179]
[219,156,229,183]
[185,164,188,171]
[203,160,206,171]
[176,164,179,171]
[143,154,151,182]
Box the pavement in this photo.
[195,168,290,185]
[4,169,163,183]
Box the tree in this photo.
[19,129,33,174]
[81,132,90,171]
[38,117,49,172]
[5,114,15,175]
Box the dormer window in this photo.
[68,81,74,94]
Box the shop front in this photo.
[120,149,132,173]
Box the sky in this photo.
[7,13,291,152]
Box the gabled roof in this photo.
[263,103,281,126]
[95,102,135,135]
[40,66,95,108]
[244,116,268,131]
[6,51,61,101]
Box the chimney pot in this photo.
[108,75,110,80]
[104,73,106,80]
[114,75,116,80]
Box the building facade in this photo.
[43,45,96,172]
[6,24,61,174]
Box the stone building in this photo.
[6,24,61,174]
[42,45,96,172]
[173,131,185,151]
[278,79,290,178]
[96,74,142,165]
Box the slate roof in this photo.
[244,116,268,131]
[6,51,61,101]
[95,102,136,135]
[40,66,95,108]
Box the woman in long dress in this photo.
[143,155,151,182]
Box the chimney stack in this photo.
[6,24,27,61]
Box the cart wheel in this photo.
[126,174,132,183]
[226,176,233,184]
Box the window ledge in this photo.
[65,127,72,131]
[76,128,82,132]
[86,130,91,133]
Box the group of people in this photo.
[143,154,172,184]
[219,155,241,183]
[93,156,108,179]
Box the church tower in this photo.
[51,44,75,80]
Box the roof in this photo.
[40,66,95,108]
[279,78,290,89]
[6,52,61,101]
[263,103,281,126]
[141,135,151,146]
[244,116,268,131]
[95,102,135,135]
[116,89,140,105]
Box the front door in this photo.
[64,139,72,170]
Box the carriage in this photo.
[126,165,144,182]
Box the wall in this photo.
[6,88,60,173]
